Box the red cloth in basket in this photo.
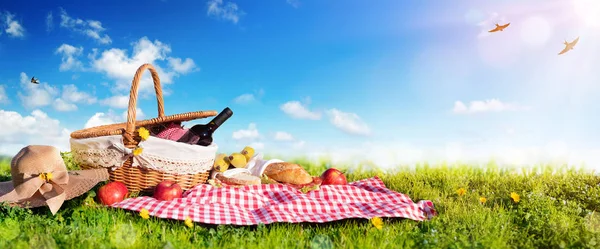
[155,122,188,141]
[110,176,437,225]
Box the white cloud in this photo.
[233,93,254,104]
[59,8,111,44]
[0,85,8,104]
[84,112,119,128]
[233,89,264,104]
[88,36,196,95]
[121,108,145,122]
[3,11,25,37]
[18,72,59,109]
[46,11,53,32]
[17,73,97,111]
[0,109,71,156]
[167,57,198,74]
[232,123,260,140]
[453,99,530,114]
[61,84,97,104]
[207,0,244,24]
[280,100,321,120]
[273,131,294,141]
[250,142,265,150]
[53,98,77,111]
[55,44,84,71]
[52,84,97,112]
[100,95,130,109]
[286,0,300,8]
[325,108,371,136]
[84,108,145,128]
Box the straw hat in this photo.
[0,145,109,215]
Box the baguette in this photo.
[215,172,261,186]
[263,162,313,185]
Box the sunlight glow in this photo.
[572,0,600,27]
[520,16,552,47]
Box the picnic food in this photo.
[241,146,255,161]
[177,107,233,146]
[321,168,347,185]
[153,181,183,201]
[215,172,261,186]
[213,153,229,172]
[228,153,248,168]
[263,162,313,185]
[98,181,128,206]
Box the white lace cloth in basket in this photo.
[70,135,218,175]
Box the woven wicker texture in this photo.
[69,63,214,192]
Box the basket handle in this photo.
[123,63,166,147]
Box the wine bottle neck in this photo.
[210,107,233,128]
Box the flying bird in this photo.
[30,77,39,84]
[488,23,510,32]
[558,37,579,55]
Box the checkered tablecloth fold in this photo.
[111,176,436,225]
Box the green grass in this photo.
[2,154,600,249]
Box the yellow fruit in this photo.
[215,153,227,162]
[213,153,229,172]
[241,146,255,161]
[213,159,229,172]
[228,153,247,168]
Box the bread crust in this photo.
[216,172,261,186]
[263,162,313,185]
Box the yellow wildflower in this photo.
[479,197,487,204]
[140,208,150,219]
[39,172,53,181]
[370,217,383,230]
[133,147,143,156]
[510,192,520,203]
[456,188,466,196]
[137,127,150,141]
[184,217,194,228]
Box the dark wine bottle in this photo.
[177,107,233,146]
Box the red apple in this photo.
[153,181,183,201]
[320,168,347,185]
[97,181,128,206]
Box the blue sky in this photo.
[1,0,600,168]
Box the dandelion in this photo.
[510,192,520,203]
[133,147,143,156]
[479,197,487,204]
[137,127,150,141]
[140,208,150,219]
[184,217,194,228]
[456,188,466,196]
[370,217,383,230]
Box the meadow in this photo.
[1,153,600,249]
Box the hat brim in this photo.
[0,168,109,209]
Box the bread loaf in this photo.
[263,162,313,185]
[216,172,261,186]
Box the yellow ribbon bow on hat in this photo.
[13,169,69,215]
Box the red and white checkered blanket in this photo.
[111,176,437,225]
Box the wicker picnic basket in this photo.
[69,63,218,192]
